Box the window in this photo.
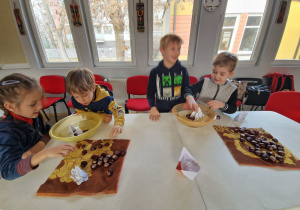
[219,16,240,51]
[274,0,300,65]
[27,0,80,68]
[217,0,270,64]
[84,0,135,66]
[149,0,200,66]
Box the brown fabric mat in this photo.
[213,126,300,169]
[36,139,130,197]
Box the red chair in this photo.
[40,75,70,122]
[125,75,150,113]
[189,76,198,85]
[96,81,113,92]
[94,74,104,82]
[67,81,113,109]
[265,91,300,123]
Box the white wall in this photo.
[1,0,299,114]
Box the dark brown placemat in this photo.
[213,126,300,169]
[36,139,130,197]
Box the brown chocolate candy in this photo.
[276,156,284,162]
[277,150,285,156]
[107,169,113,176]
[115,151,121,156]
[112,155,119,160]
[82,150,87,155]
[255,150,262,156]
[81,161,87,168]
[91,155,99,160]
[104,162,110,168]
[249,146,255,152]
[120,150,127,156]
[91,164,97,170]
[269,156,276,162]
[261,154,269,161]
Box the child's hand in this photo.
[109,125,123,138]
[30,144,76,167]
[149,107,160,121]
[22,141,46,159]
[207,100,225,110]
[186,95,199,112]
[43,144,76,158]
[104,114,112,124]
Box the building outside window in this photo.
[27,0,79,67]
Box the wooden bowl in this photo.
[172,103,216,127]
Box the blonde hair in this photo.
[160,34,183,50]
[213,52,238,72]
[66,68,95,94]
[0,73,43,116]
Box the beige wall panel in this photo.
[0,0,27,65]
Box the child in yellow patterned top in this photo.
[66,68,125,138]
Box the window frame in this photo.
[216,0,274,67]
[272,0,300,67]
[148,0,201,67]
[82,0,136,67]
[237,14,263,55]
[25,0,82,68]
[218,14,240,53]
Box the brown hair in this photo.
[66,68,95,94]
[213,52,238,72]
[0,73,43,116]
[160,34,183,50]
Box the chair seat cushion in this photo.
[41,97,64,109]
[126,98,150,111]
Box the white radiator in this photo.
[107,78,127,108]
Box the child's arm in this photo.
[219,89,238,114]
[147,70,157,109]
[30,144,76,168]
[107,100,125,138]
[186,95,199,112]
[22,141,46,159]
[182,79,204,100]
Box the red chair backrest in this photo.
[40,75,66,94]
[94,74,104,82]
[265,91,300,123]
[189,76,198,85]
[96,81,113,92]
[127,75,149,95]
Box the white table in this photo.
[174,110,300,210]
[0,113,205,210]
[1,111,300,210]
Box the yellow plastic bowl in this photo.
[49,112,102,142]
[172,103,216,127]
